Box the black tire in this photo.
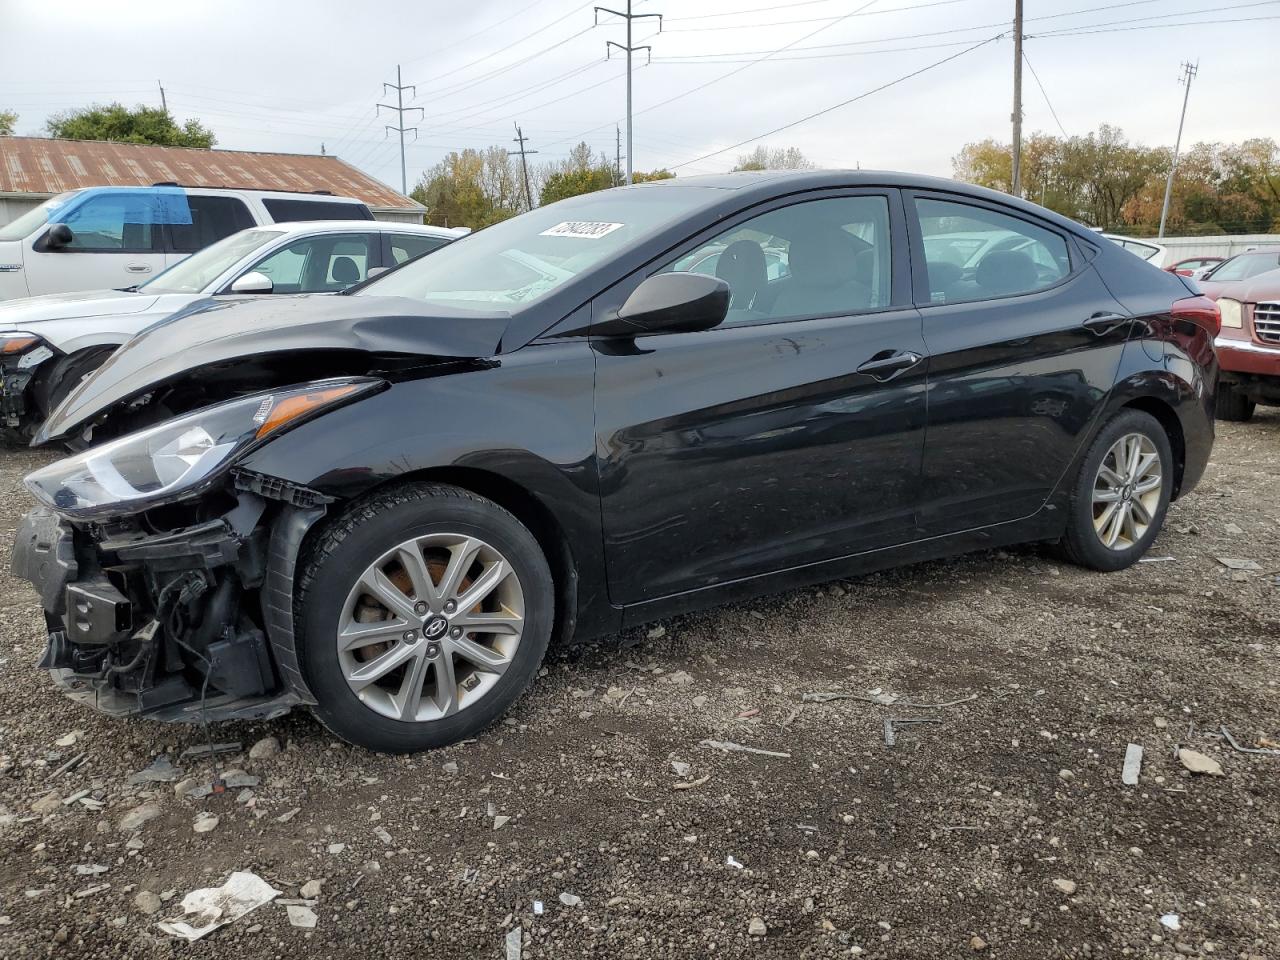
[1059,409,1174,572]
[295,483,554,753]
[29,346,116,449]
[1214,380,1255,422]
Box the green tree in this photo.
[732,145,813,171]
[540,166,615,205]
[411,146,525,229]
[632,169,675,183]
[45,103,215,147]
[951,126,1280,234]
[0,110,16,136]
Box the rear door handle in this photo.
[125,263,152,274]
[1083,311,1129,335]
[857,350,924,381]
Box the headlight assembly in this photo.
[1217,298,1243,329]
[25,378,381,519]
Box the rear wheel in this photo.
[1060,409,1173,572]
[1214,380,1255,422]
[295,483,554,753]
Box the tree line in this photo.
[0,103,215,147]
[410,142,815,228]
[953,125,1280,236]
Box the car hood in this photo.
[37,293,511,443]
[0,288,176,328]
[1198,268,1280,303]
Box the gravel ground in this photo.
[0,413,1276,959]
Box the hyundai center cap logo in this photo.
[423,615,449,639]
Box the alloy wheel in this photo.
[1091,432,1164,551]
[336,533,525,722]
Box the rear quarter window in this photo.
[262,198,374,222]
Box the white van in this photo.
[0,185,373,300]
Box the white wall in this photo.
[0,195,46,228]
[1158,234,1280,262]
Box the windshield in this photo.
[1207,250,1280,282]
[0,192,75,242]
[141,228,284,293]
[357,187,715,310]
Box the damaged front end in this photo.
[10,379,380,723]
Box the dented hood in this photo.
[37,293,511,443]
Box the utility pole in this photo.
[1010,0,1024,197]
[596,1,662,185]
[1158,60,1198,239]
[158,81,167,113]
[509,122,538,211]
[378,65,424,195]
[615,125,624,186]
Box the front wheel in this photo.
[1214,380,1255,422]
[1059,410,1173,572]
[295,483,554,753]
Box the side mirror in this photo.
[229,271,273,294]
[45,223,74,249]
[366,266,389,278]
[598,272,730,338]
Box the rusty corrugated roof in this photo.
[0,137,421,211]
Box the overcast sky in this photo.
[2,0,1275,195]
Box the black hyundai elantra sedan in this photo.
[11,171,1218,753]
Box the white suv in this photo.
[0,220,464,441]
[0,185,376,301]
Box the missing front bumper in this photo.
[12,500,322,724]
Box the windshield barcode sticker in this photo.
[539,221,624,239]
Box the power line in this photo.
[1033,12,1280,35]
[544,0,879,152]
[668,32,1004,171]
[1021,49,1068,137]
[407,1,598,92]
[378,66,424,194]
[665,0,970,21]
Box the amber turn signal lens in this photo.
[0,336,40,354]
[255,384,361,438]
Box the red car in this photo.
[1198,253,1280,420]
[1165,255,1223,278]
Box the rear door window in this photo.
[390,233,450,265]
[262,198,374,222]
[914,198,1070,304]
[168,196,255,253]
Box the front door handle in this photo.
[125,263,152,274]
[857,350,924,381]
[1083,311,1129,335]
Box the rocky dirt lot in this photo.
[0,414,1277,960]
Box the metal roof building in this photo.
[0,137,424,225]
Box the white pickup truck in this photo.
[0,220,464,443]
[0,185,374,301]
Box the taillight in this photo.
[1171,294,1220,336]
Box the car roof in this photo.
[632,170,1105,242]
[263,220,460,237]
[65,184,367,204]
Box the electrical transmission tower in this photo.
[1158,60,1199,239]
[595,1,662,185]
[378,65,424,195]
[509,123,539,211]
